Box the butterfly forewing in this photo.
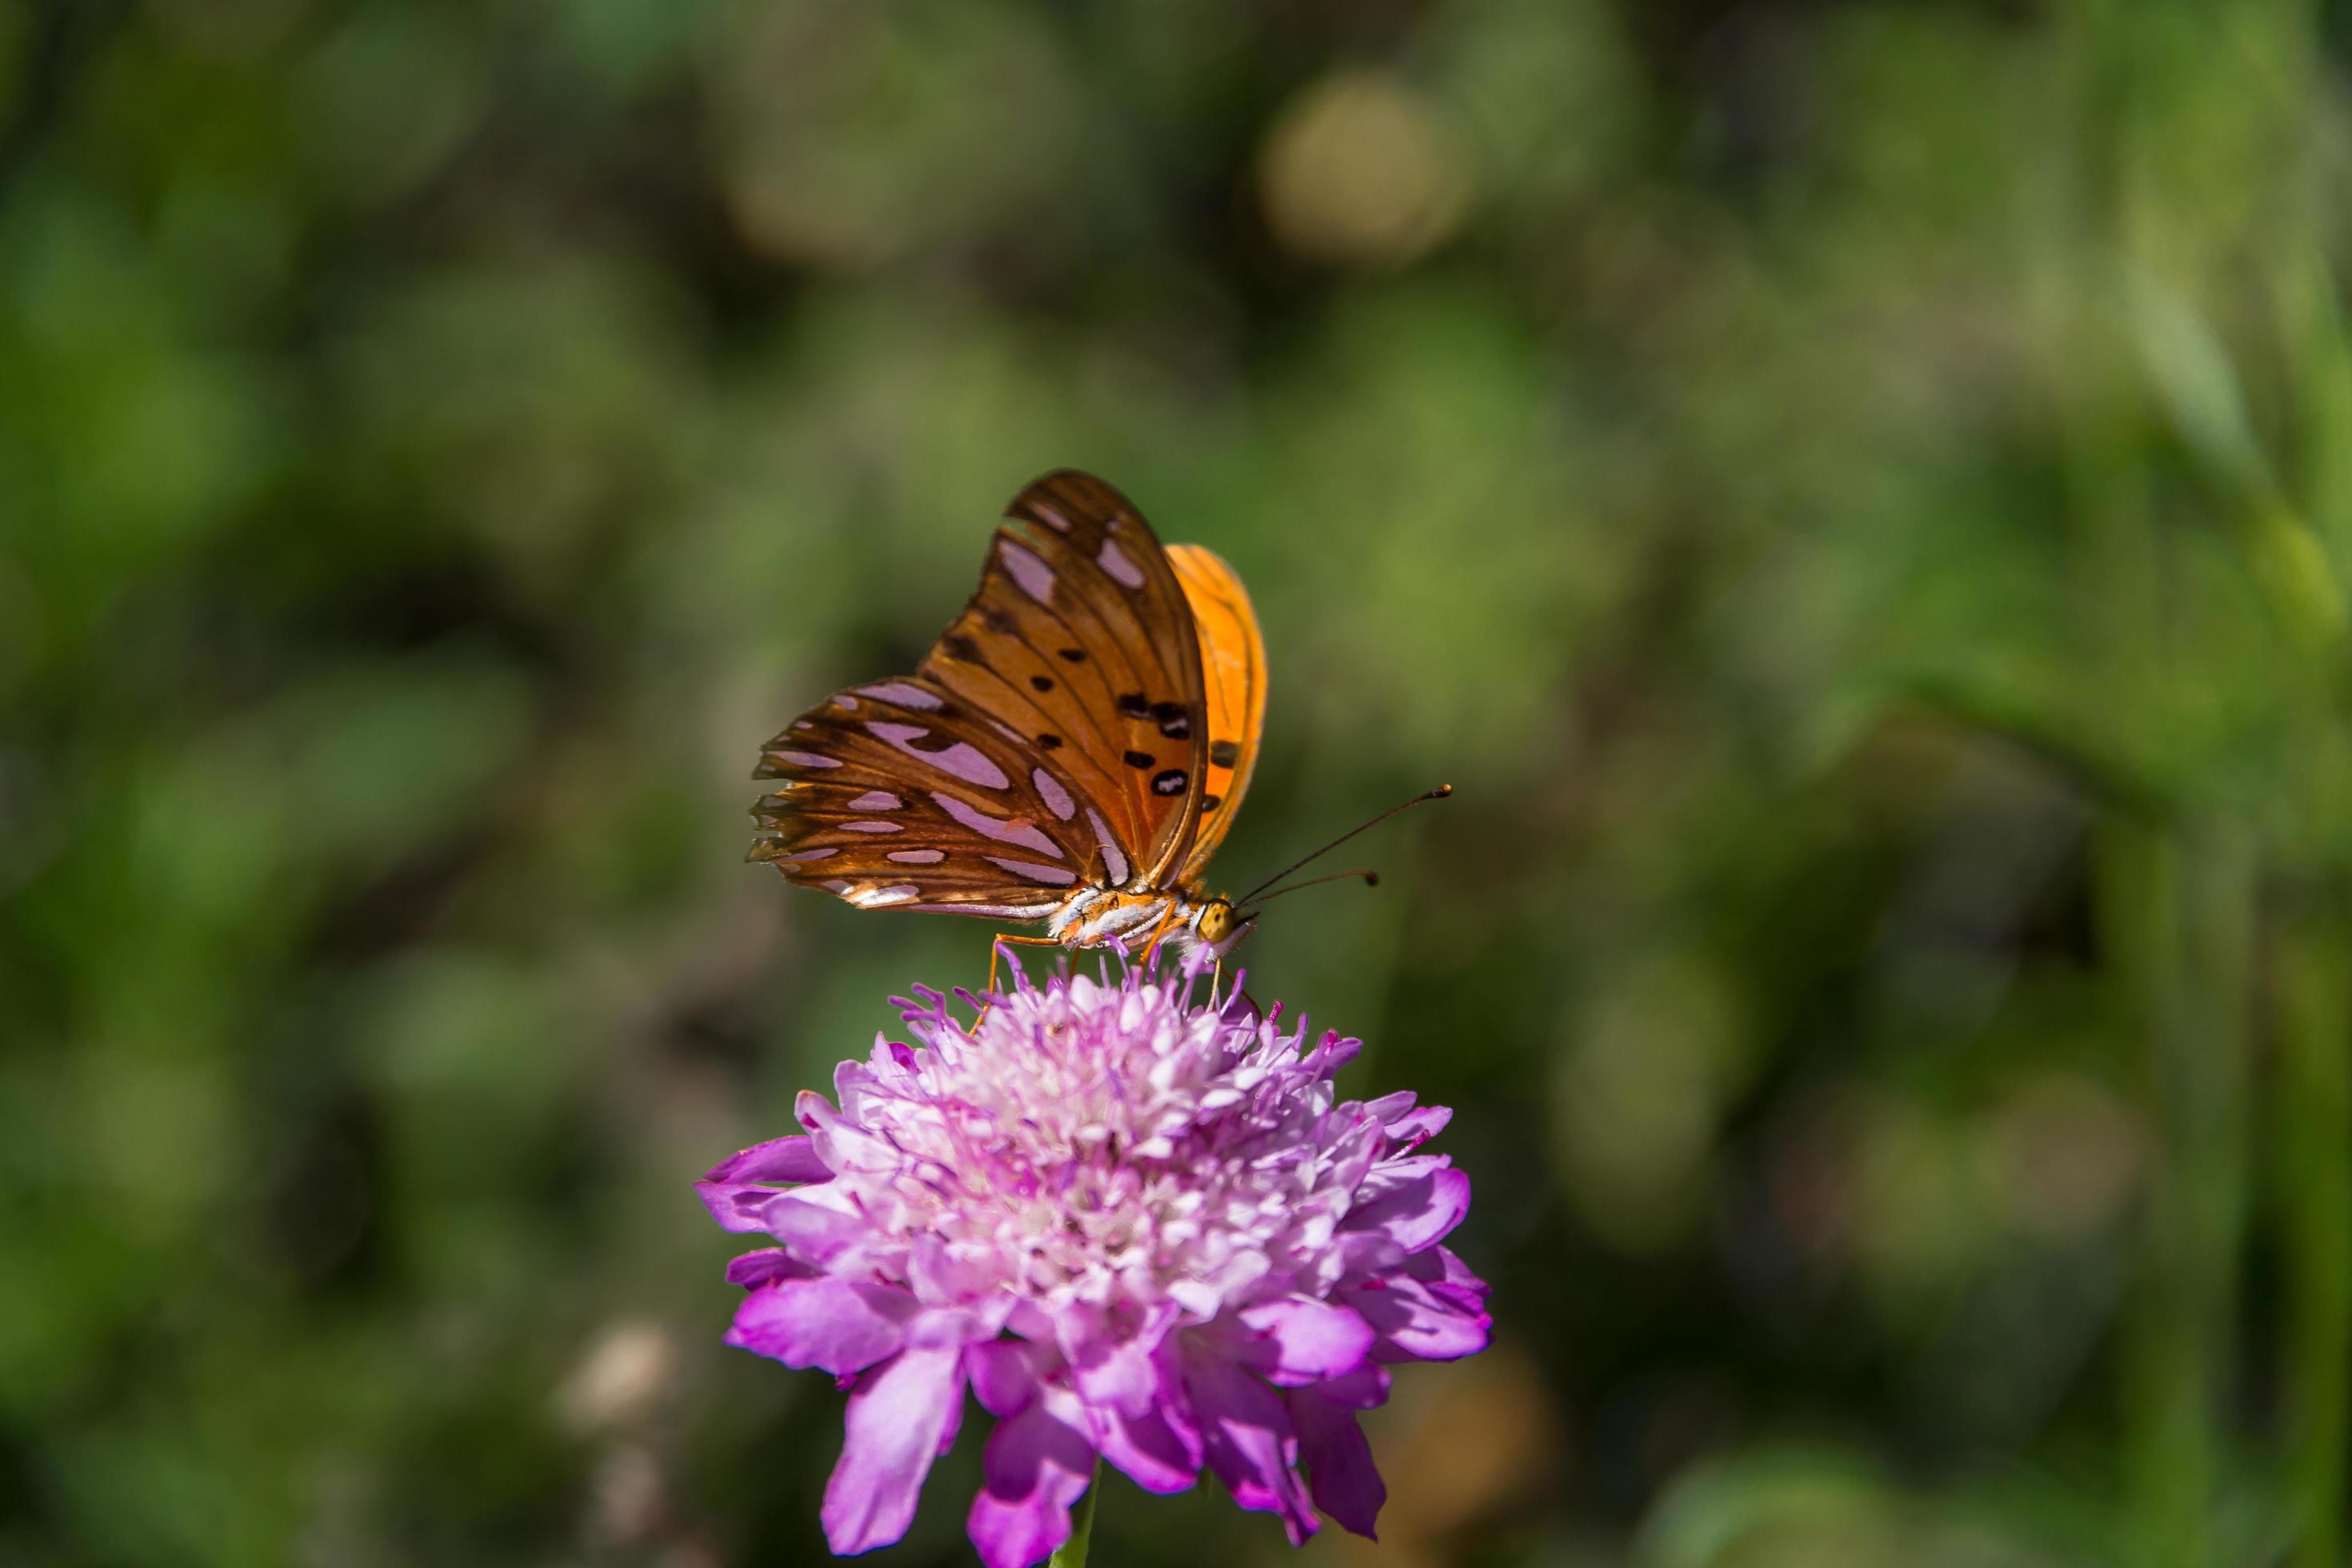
[751,676,1126,917]
[1167,543,1267,884]
[915,471,1210,885]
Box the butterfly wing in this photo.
[750,675,1131,918]
[915,471,1210,887]
[750,470,1210,918]
[1167,543,1266,885]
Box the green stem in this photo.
[2102,820,2253,1568]
[2278,894,2351,1568]
[1048,1461,1103,1568]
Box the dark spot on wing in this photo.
[1122,750,1154,770]
[982,607,1018,634]
[1150,700,1184,723]
[1037,734,1063,750]
[1058,647,1086,662]
[1208,740,1241,768]
[1202,794,1222,811]
[1030,674,1055,693]
[940,633,982,662]
[1158,712,1190,739]
[1117,692,1150,718]
[1152,769,1188,796]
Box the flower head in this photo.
[699,956,1489,1568]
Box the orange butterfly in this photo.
[750,470,1272,967]
[750,472,1446,970]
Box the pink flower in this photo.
[699,958,1489,1567]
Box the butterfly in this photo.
[750,470,1277,967]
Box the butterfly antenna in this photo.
[1238,785,1453,906]
[1250,868,1381,904]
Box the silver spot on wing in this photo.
[1097,539,1146,589]
[1033,768,1076,821]
[986,856,1078,886]
[857,681,941,710]
[1085,808,1130,886]
[933,792,1062,858]
[866,721,1011,790]
[1000,539,1058,603]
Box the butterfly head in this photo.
[1194,894,1254,957]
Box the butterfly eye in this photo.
[1198,900,1234,943]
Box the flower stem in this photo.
[1048,1461,1103,1568]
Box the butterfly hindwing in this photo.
[751,470,1238,926]
[750,675,1132,917]
[915,471,1210,886]
[1167,543,1266,885]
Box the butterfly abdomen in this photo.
[1047,885,1215,952]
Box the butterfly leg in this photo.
[982,933,1062,1014]
[1137,905,1183,970]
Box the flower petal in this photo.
[1309,1365,1392,1410]
[1340,1159,1470,1255]
[1093,1403,1200,1494]
[1338,1266,1491,1364]
[1414,1244,1491,1312]
[761,1189,870,1266]
[911,1234,1005,1302]
[1231,1299,1377,1387]
[1181,1347,1317,1544]
[797,1089,900,1176]
[697,1136,829,1231]
[966,1338,1042,1418]
[1058,1304,1174,1419]
[1090,1342,1199,1494]
[966,1390,1097,1568]
[726,1278,917,1376]
[1382,1106,1453,1149]
[1290,1389,1385,1539]
[1303,1030,1361,1073]
[1068,1333,1161,1418]
[822,1346,966,1556]
[723,1247,812,1289]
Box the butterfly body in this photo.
[1048,882,1249,960]
[752,471,1267,961]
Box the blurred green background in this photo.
[10,0,2352,1564]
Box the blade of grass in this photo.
[2277,894,2350,1568]
[2101,820,2254,1568]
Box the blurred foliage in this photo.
[9,0,2352,1564]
